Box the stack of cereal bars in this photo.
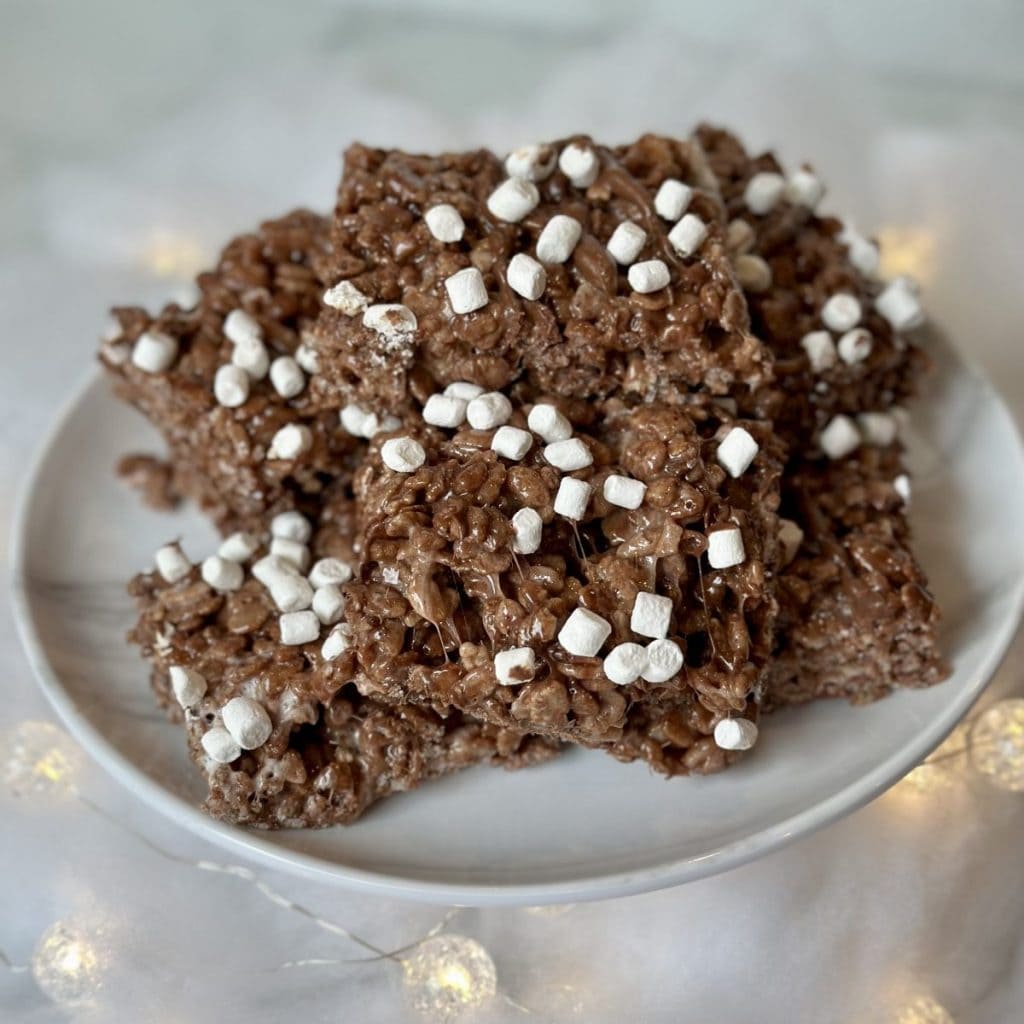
[100,127,947,828]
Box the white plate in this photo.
[11,331,1024,906]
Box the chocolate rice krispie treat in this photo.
[100,210,364,534]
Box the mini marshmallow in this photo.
[801,330,838,372]
[222,696,273,749]
[491,425,533,461]
[668,213,708,257]
[536,215,582,264]
[603,474,646,510]
[505,143,557,182]
[544,438,592,471]
[271,510,312,543]
[876,279,925,331]
[295,341,320,374]
[312,584,345,625]
[714,717,759,751]
[527,403,572,443]
[218,532,259,563]
[269,356,305,399]
[155,544,191,583]
[486,177,540,223]
[893,474,912,504]
[321,623,353,661]
[603,643,648,685]
[279,610,321,647]
[558,143,599,188]
[717,426,759,478]
[213,363,250,408]
[169,666,207,709]
[858,411,898,446]
[381,436,426,473]
[507,253,546,300]
[232,337,269,379]
[641,638,684,683]
[778,518,804,565]
[466,392,513,430]
[201,555,244,593]
[628,259,671,294]
[838,328,873,365]
[224,309,262,346]
[309,558,353,588]
[784,168,825,209]
[725,219,756,255]
[363,303,417,338]
[323,280,369,316]
[494,647,536,685]
[423,393,468,428]
[340,403,374,437]
[606,221,647,265]
[631,591,673,640]
[654,179,693,221]
[252,553,297,585]
[734,253,772,293]
[707,526,746,569]
[821,293,862,332]
[838,224,880,277]
[425,204,465,243]
[256,560,314,613]
[553,477,592,521]
[267,424,312,461]
[131,331,178,373]
[445,267,489,314]
[201,727,241,764]
[270,537,311,572]
[558,607,611,657]
[511,507,543,554]
[743,171,785,215]
[820,414,861,459]
[444,381,485,401]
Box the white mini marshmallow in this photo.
[269,574,314,614]
[558,607,611,657]
[628,259,671,294]
[169,666,207,709]
[505,143,557,182]
[778,518,804,565]
[893,474,912,504]
[654,179,693,221]
[444,381,485,401]
[445,267,489,314]
[381,436,426,473]
[734,253,772,293]
[631,591,673,640]
[820,414,861,459]
[606,222,647,265]
[838,224,880,277]
[201,555,244,592]
[707,526,746,569]
[527,404,572,443]
[363,303,418,338]
[321,623,353,661]
[425,204,466,243]
[131,331,178,373]
[717,426,760,478]
[714,717,759,751]
[491,425,533,461]
[232,338,270,379]
[801,330,838,372]
[312,584,345,625]
[271,510,312,543]
[553,477,592,521]
[784,169,825,209]
[857,411,898,446]
[295,341,320,374]
[668,213,708,257]
[218,531,259,563]
[743,171,785,215]
[213,364,250,408]
[486,177,540,223]
[252,553,299,586]
[323,280,369,316]
[270,537,310,572]
[821,293,862,332]
[725,218,756,254]
[511,507,543,554]
[558,143,599,188]
[507,253,547,300]
[544,438,592,471]
[201,727,241,764]
[603,474,646,510]
[466,392,513,430]
[269,356,305,399]
[603,643,648,685]
[155,543,191,583]
[224,309,262,346]
[838,328,873,365]
[222,696,273,749]
[423,393,468,428]
[279,610,321,647]
[641,638,684,683]
[536,215,582,264]
[494,647,536,685]
[340,403,373,437]
[267,424,312,461]
[309,558,353,588]
[876,279,925,331]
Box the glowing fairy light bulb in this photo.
[876,226,937,285]
[31,921,102,1007]
[523,903,576,916]
[970,699,1024,791]
[403,935,497,1018]
[897,995,955,1024]
[3,721,83,799]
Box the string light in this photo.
[3,721,83,800]
[31,921,103,1008]
[896,724,970,797]
[896,995,955,1024]
[876,226,937,284]
[402,935,497,1018]
[141,229,207,279]
[523,904,576,917]
[970,699,1024,792]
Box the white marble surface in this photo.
[3,3,1024,1021]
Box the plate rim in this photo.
[10,354,1024,907]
